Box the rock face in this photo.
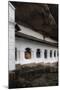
[11,2,58,41]
[9,63,58,88]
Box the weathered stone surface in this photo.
[11,2,58,41]
[9,62,58,88]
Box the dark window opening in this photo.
[50,50,52,58]
[25,48,31,59]
[15,48,17,60]
[54,50,56,57]
[44,49,47,58]
[36,49,41,58]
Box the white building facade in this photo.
[9,2,58,71]
[15,24,58,65]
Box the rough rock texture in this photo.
[9,62,58,88]
[11,2,58,41]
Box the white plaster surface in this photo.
[15,37,58,65]
[8,2,15,71]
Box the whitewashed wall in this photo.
[15,37,58,65]
[8,2,15,71]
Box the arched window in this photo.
[36,49,41,58]
[25,48,31,59]
[44,49,47,58]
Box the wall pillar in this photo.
[33,49,36,60]
[41,49,44,60]
[52,50,54,60]
[8,2,15,71]
[47,50,50,60]
[20,50,25,63]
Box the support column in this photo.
[31,50,33,59]
[55,49,57,62]
[33,49,36,60]
[47,50,50,60]
[41,49,44,60]
[52,50,54,60]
